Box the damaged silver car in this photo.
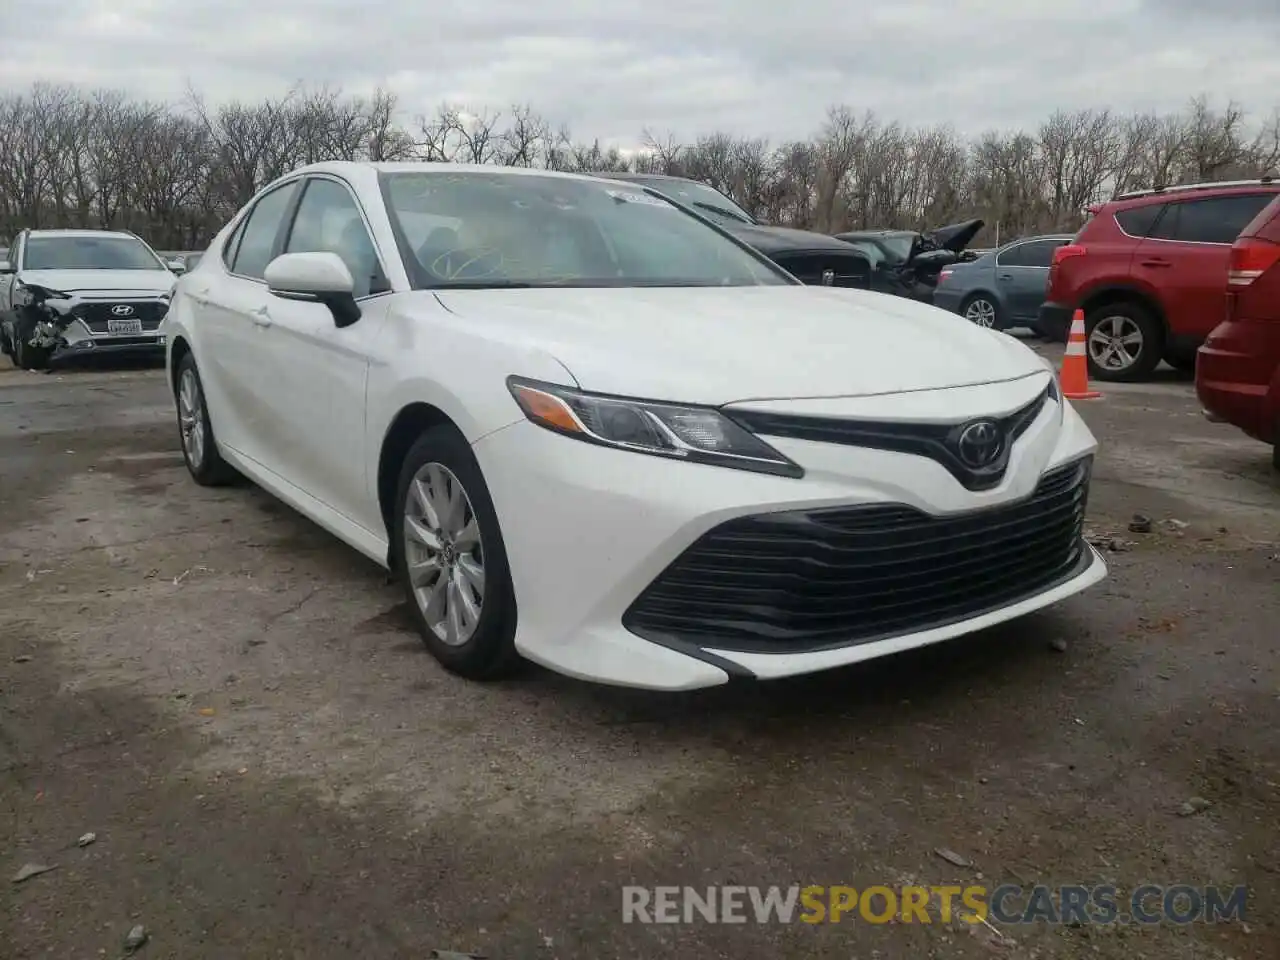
[0,229,184,370]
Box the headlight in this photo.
[506,376,804,478]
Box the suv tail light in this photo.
[1051,244,1087,266]
[1227,236,1280,287]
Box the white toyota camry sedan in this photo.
[163,161,1107,691]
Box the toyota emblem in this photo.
[956,420,1003,468]
[110,304,135,316]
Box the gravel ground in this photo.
[2,349,1278,959]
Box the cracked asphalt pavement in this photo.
[2,348,1278,959]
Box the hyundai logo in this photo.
[956,419,1003,468]
[110,304,135,316]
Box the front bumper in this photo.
[51,333,166,365]
[472,399,1105,691]
[1196,319,1280,443]
[1037,302,1074,341]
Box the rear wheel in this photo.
[175,353,237,486]
[393,425,520,680]
[1085,302,1164,382]
[961,294,1000,329]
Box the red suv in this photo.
[1196,193,1280,468]
[1038,179,1280,381]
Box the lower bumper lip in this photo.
[1202,408,1226,423]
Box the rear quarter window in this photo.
[1114,204,1165,238]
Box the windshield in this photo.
[381,172,787,289]
[24,236,164,271]
[619,178,755,225]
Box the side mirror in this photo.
[264,252,361,328]
[0,260,13,275]
[167,258,187,274]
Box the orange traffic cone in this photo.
[1060,309,1101,400]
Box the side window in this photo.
[231,181,300,280]
[1115,203,1165,238]
[997,243,1029,267]
[285,178,389,298]
[221,217,248,271]
[1018,239,1066,268]
[1170,194,1275,245]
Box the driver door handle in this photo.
[249,305,273,328]
[1140,258,1171,268]
[998,273,1014,280]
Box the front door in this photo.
[251,175,395,532]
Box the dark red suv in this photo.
[1038,178,1280,381]
[1196,193,1280,468]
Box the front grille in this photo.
[72,299,167,334]
[773,253,871,288]
[623,457,1092,652]
[730,386,1052,492]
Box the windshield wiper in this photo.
[691,200,754,225]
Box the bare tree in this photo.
[1,81,1276,251]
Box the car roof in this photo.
[25,228,140,240]
[1105,180,1280,211]
[287,160,641,188]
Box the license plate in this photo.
[106,318,142,335]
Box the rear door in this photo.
[1134,192,1277,342]
[195,178,301,468]
[995,238,1070,323]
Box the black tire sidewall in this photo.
[392,425,518,678]
[1084,304,1164,382]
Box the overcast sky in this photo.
[3,0,1277,146]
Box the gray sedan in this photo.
[931,234,1073,332]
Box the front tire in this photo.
[1085,302,1164,382]
[961,294,1000,329]
[175,353,237,486]
[393,425,520,680]
[12,315,51,370]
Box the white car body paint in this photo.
[165,161,1106,691]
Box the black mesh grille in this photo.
[623,457,1092,652]
[72,300,167,333]
[772,252,871,288]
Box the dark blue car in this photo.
[932,234,1073,332]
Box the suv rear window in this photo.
[1149,193,1276,245]
[1114,204,1165,238]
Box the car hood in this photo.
[431,285,1044,405]
[15,268,176,295]
[923,219,984,255]
[719,221,857,256]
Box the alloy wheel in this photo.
[177,368,206,469]
[964,299,997,327]
[1087,315,1144,372]
[403,462,485,647]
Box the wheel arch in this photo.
[1079,284,1167,335]
[169,334,192,394]
[376,402,463,555]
